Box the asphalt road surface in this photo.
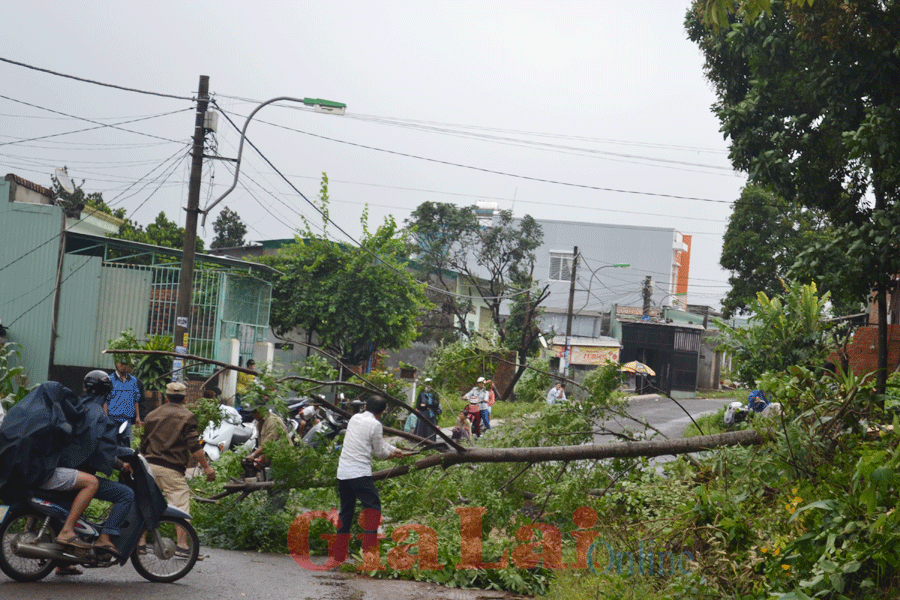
[0,547,513,600]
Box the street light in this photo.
[560,260,630,375]
[174,91,345,383]
[200,96,347,225]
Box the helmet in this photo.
[301,406,316,420]
[84,370,113,395]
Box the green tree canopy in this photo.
[210,206,248,249]
[405,202,548,398]
[687,0,900,390]
[720,185,835,317]
[259,175,428,366]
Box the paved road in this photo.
[0,547,509,600]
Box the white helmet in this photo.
[301,406,316,420]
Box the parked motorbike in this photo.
[0,453,199,583]
[202,404,257,462]
[300,398,366,449]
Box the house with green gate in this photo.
[0,173,274,394]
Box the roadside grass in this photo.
[681,408,728,437]
[695,388,748,400]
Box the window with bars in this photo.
[549,251,575,282]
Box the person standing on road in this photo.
[463,377,487,437]
[413,378,441,441]
[235,359,256,409]
[106,360,143,446]
[334,395,406,564]
[140,381,216,555]
[482,379,496,430]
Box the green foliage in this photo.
[424,340,498,397]
[0,342,32,406]
[720,185,834,318]
[261,174,429,365]
[131,334,174,393]
[107,328,140,367]
[512,356,553,403]
[187,395,224,435]
[210,206,247,249]
[348,369,409,428]
[714,280,834,387]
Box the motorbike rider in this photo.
[0,373,135,568]
[61,370,136,560]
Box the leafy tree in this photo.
[405,202,548,398]
[714,280,834,387]
[720,185,835,317]
[210,206,248,249]
[687,0,900,391]
[259,175,428,366]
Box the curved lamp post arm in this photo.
[200,96,346,226]
[577,262,631,314]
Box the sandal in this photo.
[93,542,123,559]
[55,565,83,576]
[56,534,92,549]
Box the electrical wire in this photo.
[0,93,188,145]
[213,103,539,303]
[0,56,194,101]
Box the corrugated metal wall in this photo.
[0,181,62,383]
[54,254,101,367]
[92,264,152,366]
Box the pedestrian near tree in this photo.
[333,395,407,565]
[140,381,215,555]
[414,378,442,441]
[483,379,496,430]
[463,377,488,437]
[106,359,144,446]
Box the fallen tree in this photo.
[207,428,767,500]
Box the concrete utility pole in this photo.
[560,246,578,375]
[642,275,653,317]
[173,75,210,380]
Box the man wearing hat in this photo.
[414,378,441,441]
[244,395,288,469]
[462,377,488,438]
[140,382,216,526]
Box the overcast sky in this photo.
[1,1,745,310]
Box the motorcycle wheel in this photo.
[0,511,60,582]
[130,516,199,583]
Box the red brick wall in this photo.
[834,324,900,373]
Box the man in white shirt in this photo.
[546,382,567,405]
[334,395,406,563]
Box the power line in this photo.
[0,56,194,101]
[0,94,188,146]
[213,103,538,303]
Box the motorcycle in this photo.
[300,398,366,449]
[202,404,257,462]
[0,453,199,583]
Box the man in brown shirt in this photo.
[140,382,215,536]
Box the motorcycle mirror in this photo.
[118,420,129,435]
